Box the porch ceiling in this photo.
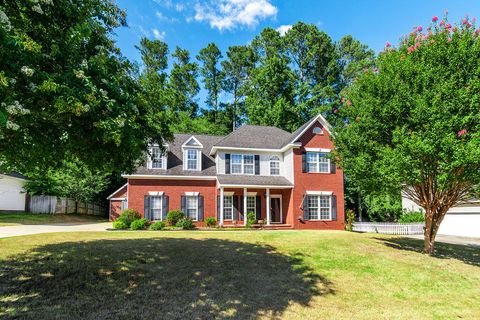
[216,175,293,188]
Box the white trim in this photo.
[109,197,126,201]
[288,114,333,145]
[270,194,283,224]
[147,146,167,170]
[185,195,199,221]
[247,192,257,196]
[122,175,217,180]
[181,136,203,148]
[306,151,331,173]
[306,191,333,196]
[106,183,128,200]
[209,143,301,156]
[230,154,255,175]
[185,192,200,196]
[148,191,164,196]
[184,148,201,171]
[218,184,294,189]
[223,191,235,196]
[305,148,331,153]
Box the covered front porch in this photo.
[216,175,294,227]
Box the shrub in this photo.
[166,210,184,226]
[345,209,355,232]
[113,219,128,230]
[130,218,148,230]
[117,209,141,227]
[176,217,196,230]
[246,212,256,228]
[205,217,217,227]
[398,211,425,223]
[149,221,165,230]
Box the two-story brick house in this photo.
[107,114,344,229]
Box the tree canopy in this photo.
[333,15,480,253]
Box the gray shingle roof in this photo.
[216,175,293,187]
[213,125,292,149]
[134,133,223,176]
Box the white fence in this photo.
[29,195,105,216]
[352,222,425,235]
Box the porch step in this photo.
[253,223,293,230]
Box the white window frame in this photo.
[307,195,332,221]
[306,152,330,173]
[230,154,255,175]
[148,146,167,170]
[270,156,280,175]
[184,148,201,171]
[151,196,163,220]
[246,196,256,214]
[223,195,233,220]
[185,195,199,221]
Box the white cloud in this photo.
[155,10,178,22]
[194,0,278,31]
[276,24,292,36]
[152,28,166,40]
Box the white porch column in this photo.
[243,187,248,226]
[220,187,224,226]
[266,188,271,226]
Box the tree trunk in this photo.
[423,206,448,255]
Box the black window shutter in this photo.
[331,195,337,220]
[144,195,151,220]
[217,195,220,220]
[181,195,186,215]
[255,196,261,220]
[330,160,336,174]
[303,195,309,220]
[225,154,231,174]
[255,155,260,175]
[162,195,169,221]
[239,195,244,221]
[198,196,204,221]
[233,195,239,221]
[302,152,307,173]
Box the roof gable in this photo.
[182,136,203,148]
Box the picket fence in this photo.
[352,222,425,235]
[29,195,105,216]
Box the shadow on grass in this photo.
[374,237,480,267]
[0,238,333,319]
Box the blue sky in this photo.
[115,0,480,106]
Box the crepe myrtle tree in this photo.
[333,15,480,254]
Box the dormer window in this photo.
[149,146,167,170]
[182,136,203,171]
[313,126,323,135]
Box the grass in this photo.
[0,231,478,319]
[0,212,107,226]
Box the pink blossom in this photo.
[458,129,467,137]
[445,23,452,29]
[462,18,468,25]
[333,109,338,114]
[447,37,452,43]
[417,25,423,32]
[414,42,421,49]
[432,16,438,22]
[407,45,415,54]
[385,41,391,48]
[341,97,345,103]
[440,20,445,26]
[346,100,352,106]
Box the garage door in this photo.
[0,176,26,211]
[438,207,480,238]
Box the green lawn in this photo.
[0,213,107,226]
[0,231,478,319]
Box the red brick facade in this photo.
[110,119,344,230]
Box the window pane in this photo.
[186,149,198,170]
[244,164,254,174]
[319,195,331,220]
[308,196,319,220]
[151,196,163,220]
[231,154,242,164]
[151,147,164,169]
[223,196,233,220]
[247,196,256,213]
[244,155,254,164]
[270,160,280,175]
[318,153,329,173]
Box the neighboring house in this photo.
[402,197,480,238]
[0,172,28,212]
[109,114,345,229]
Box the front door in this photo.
[270,197,282,223]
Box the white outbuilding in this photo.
[0,172,28,212]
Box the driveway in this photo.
[408,234,480,248]
[0,222,111,238]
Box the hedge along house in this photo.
[110,114,345,229]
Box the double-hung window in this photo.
[223,196,233,220]
[270,156,280,175]
[186,196,199,221]
[150,147,166,169]
[186,149,199,170]
[231,154,254,175]
[247,196,256,214]
[307,195,331,220]
[151,196,163,220]
[306,152,330,173]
